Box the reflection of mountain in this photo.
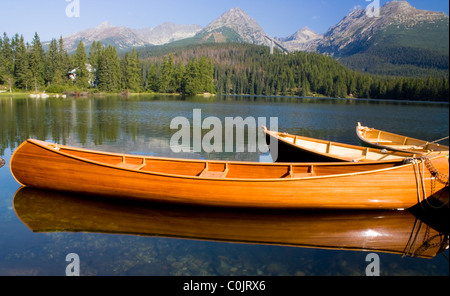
[14,187,449,259]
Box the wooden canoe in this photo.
[13,187,449,259]
[356,122,449,154]
[0,157,5,169]
[10,139,450,210]
[263,126,426,163]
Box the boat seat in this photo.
[200,170,228,178]
[388,145,424,150]
[288,165,316,178]
[115,162,146,170]
[115,156,147,170]
[292,173,315,178]
[364,138,392,144]
[199,163,229,178]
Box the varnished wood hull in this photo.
[356,123,449,154]
[13,187,449,259]
[10,139,449,210]
[265,131,341,163]
[0,158,5,169]
[264,127,422,163]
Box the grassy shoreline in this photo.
[2,90,447,104]
[0,90,218,99]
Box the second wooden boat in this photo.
[356,122,449,154]
[0,157,5,169]
[263,126,424,163]
[10,139,449,210]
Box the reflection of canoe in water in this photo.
[13,187,449,259]
[10,139,450,210]
[263,126,422,163]
[356,123,449,154]
[0,158,5,168]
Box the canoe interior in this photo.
[265,128,416,162]
[357,123,449,153]
[49,141,404,180]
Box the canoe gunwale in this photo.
[15,139,420,183]
[356,123,450,153]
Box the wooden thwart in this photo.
[116,156,146,170]
[289,165,315,178]
[199,162,229,178]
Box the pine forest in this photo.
[0,33,448,102]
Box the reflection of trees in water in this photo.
[0,96,264,161]
[3,95,446,159]
[1,96,132,155]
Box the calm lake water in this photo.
[0,94,448,276]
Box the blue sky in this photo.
[1,0,449,42]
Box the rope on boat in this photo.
[404,156,449,209]
[403,219,448,258]
[402,218,421,258]
[423,157,449,186]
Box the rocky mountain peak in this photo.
[96,21,113,30]
[202,7,268,45]
[280,27,323,52]
[285,27,322,42]
[384,0,448,25]
[316,0,449,55]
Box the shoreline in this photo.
[1,91,448,105]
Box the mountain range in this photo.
[54,1,449,77]
[60,21,202,52]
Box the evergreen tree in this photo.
[160,53,175,92]
[145,64,159,92]
[72,41,90,89]
[122,48,142,92]
[45,39,58,86]
[300,79,310,97]
[29,32,45,91]
[56,36,70,84]
[182,59,201,96]
[89,41,102,70]
[173,60,185,93]
[198,56,215,94]
[88,41,102,87]
[0,33,14,84]
[98,45,121,92]
[13,35,32,90]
